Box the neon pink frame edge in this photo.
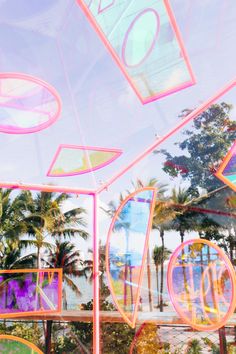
[0,72,62,134]
[76,0,196,105]
[105,187,157,328]
[167,239,236,331]
[47,144,123,177]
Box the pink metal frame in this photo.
[0,80,234,353]
[47,144,122,177]
[215,140,236,192]
[105,187,157,328]
[167,239,236,331]
[0,72,61,134]
[76,0,196,104]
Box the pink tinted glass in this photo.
[167,239,236,331]
[47,145,122,177]
[0,73,61,134]
[106,188,156,328]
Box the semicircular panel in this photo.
[106,187,157,328]
[0,73,61,134]
[0,335,43,353]
[215,140,236,192]
[129,323,161,354]
[47,144,122,177]
[167,239,236,331]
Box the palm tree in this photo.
[186,339,203,354]
[48,240,91,309]
[152,197,177,312]
[170,187,193,243]
[20,191,89,268]
[152,245,171,308]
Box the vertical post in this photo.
[93,193,100,354]
[219,327,227,354]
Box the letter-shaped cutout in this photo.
[106,187,157,327]
[77,0,195,103]
[0,269,62,318]
[167,239,236,331]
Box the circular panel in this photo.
[0,335,43,353]
[121,9,160,68]
[0,73,61,134]
[167,239,236,331]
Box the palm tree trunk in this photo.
[45,320,53,354]
[155,264,159,308]
[180,230,185,243]
[146,248,153,312]
[160,229,164,312]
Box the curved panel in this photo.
[106,187,157,328]
[167,239,236,331]
[129,323,160,354]
[47,144,122,177]
[0,73,61,134]
[0,335,43,353]
[215,140,236,191]
[0,269,62,318]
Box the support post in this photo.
[93,193,100,354]
[219,327,227,354]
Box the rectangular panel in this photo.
[78,0,195,103]
[0,269,62,318]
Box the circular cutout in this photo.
[167,239,236,331]
[0,73,61,134]
[121,9,160,68]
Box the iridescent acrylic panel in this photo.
[0,335,43,354]
[77,0,195,103]
[106,188,156,327]
[167,239,236,331]
[0,269,62,318]
[0,73,61,134]
[216,140,236,192]
[47,145,122,177]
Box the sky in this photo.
[0,0,235,253]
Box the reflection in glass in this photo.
[167,239,236,331]
[106,188,156,327]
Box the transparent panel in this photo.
[167,239,236,331]
[47,145,122,177]
[106,188,156,327]
[216,140,236,191]
[77,0,195,103]
[0,74,61,134]
[0,269,62,317]
[0,335,43,354]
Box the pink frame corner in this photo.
[167,239,236,331]
[47,144,122,177]
[76,0,196,104]
[215,140,236,192]
[105,187,157,328]
[0,72,61,134]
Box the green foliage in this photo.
[159,103,236,193]
[0,322,43,350]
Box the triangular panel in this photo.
[216,140,236,191]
